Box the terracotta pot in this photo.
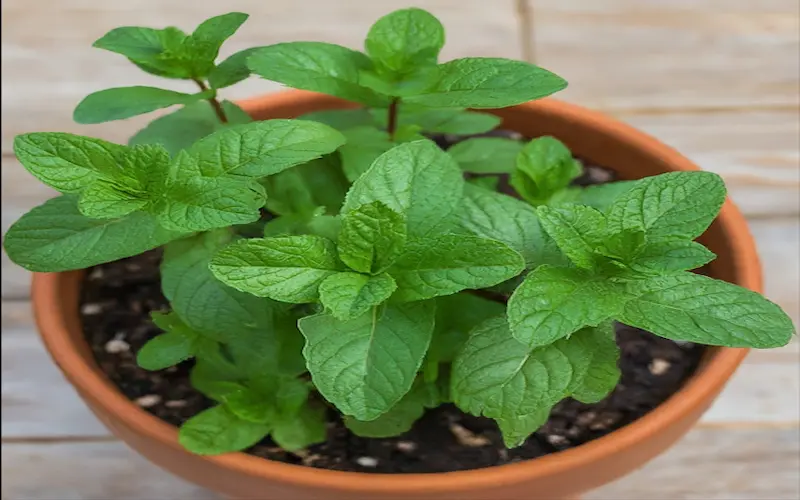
[33,90,757,500]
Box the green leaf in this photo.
[299,301,436,420]
[536,205,607,270]
[222,387,276,424]
[262,155,349,216]
[451,318,611,447]
[3,195,186,272]
[597,228,646,262]
[338,201,407,274]
[272,405,328,452]
[190,356,247,402]
[429,293,505,365]
[189,12,248,63]
[364,8,444,77]
[77,180,149,219]
[136,331,195,371]
[570,322,620,404]
[343,140,464,238]
[129,100,252,156]
[73,87,210,124]
[606,171,727,241]
[628,240,715,274]
[448,138,524,174]
[507,266,629,348]
[344,380,440,438]
[93,26,164,61]
[184,119,345,178]
[574,180,637,212]
[156,176,265,231]
[247,42,388,106]
[511,136,581,204]
[319,272,397,320]
[208,47,262,89]
[405,58,567,108]
[209,235,343,303]
[371,106,501,135]
[161,231,288,343]
[299,108,377,131]
[620,273,795,348]
[13,133,127,193]
[179,405,270,455]
[339,127,394,182]
[390,235,525,302]
[456,184,568,268]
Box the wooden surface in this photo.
[2,0,798,498]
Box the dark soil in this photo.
[80,144,705,474]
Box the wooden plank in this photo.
[528,0,800,111]
[0,0,523,152]
[2,427,796,500]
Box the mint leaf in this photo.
[606,171,726,241]
[344,380,439,438]
[338,201,407,274]
[179,405,270,455]
[511,137,581,204]
[371,106,501,135]
[299,109,377,131]
[208,47,261,89]
[78,180,149,219]
[574,180,637,212]
[390,235,525,302]
[451,318,610,447]
[73,87,210,124]
[339,127,394,182]
[263,156,349,216]
[405,58,567,108]
[4,195,185,272]
[272,405,327,452]
[365,8,444,78]
[448,138,524,174]
[156,176,265,231]
[93,26,164,61]
[429,293,505,365]
[209,235,343,303]
[455,184,567,268]
[629,240,715,274]
[189,12,248,64]
[319,272,397,320]
[136,331,194,371]
[247,42,388,106]
[597,228,646,262]
[299,301,435,420]
[343,140,464,238]
[570,322,620,404]
[507,266,629,348]
[537,205,607,270]
[13,133,126,193]
[222,387,277,424]
[129,100,252,156]
[621,273,795,348]
[184,119,345,178]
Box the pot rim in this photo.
[33,90,756,495]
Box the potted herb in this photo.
[6,8,794,500]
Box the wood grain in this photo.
[528,0,800,111]
[0,0,523,152]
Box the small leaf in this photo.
[343,140,464,238]
[319,272,397,320]
[209,235,343,303]
[511,136,581,204]
[271,404,327,452]
[405,58,567,108]
[339,127,394,182]
[338,201,407,274]
[371,106,501,135]
[247,42,388,106]
[571,322,620,404]
[299,109,378,131]
[455,184,568,268]
[537,205,607,270]
[136,331,194,371]
[364,8,444,77]
[448,138,524,174]
[507,265,629,348]
[184,119,345,178]
[574,180,638,212]
[598,229,646,262]
[299,301,435,421]
[223,387,276,424]
[620,273,795,348]
[606,171,727,241]
[344,380,440,438]
[74,87,210,124]
[3,195,186,272]
[629,240,716,274]
[78,180,149,219]
[390,235,525,302]
[262,156,349,216]
[13,133,127,193]
[179,405,271,455]
[429,293,505,365]
[208,47,262,89]
[190,12,249,64]
[93,26,164,61]
[451,318,611,447]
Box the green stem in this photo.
[193,78,228,124]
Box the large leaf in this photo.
[73,86,210,124]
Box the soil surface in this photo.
[80,147,705,473]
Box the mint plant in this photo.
[4,7,795,457]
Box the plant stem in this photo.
[192,78,228,124]
[387,98,399,139]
